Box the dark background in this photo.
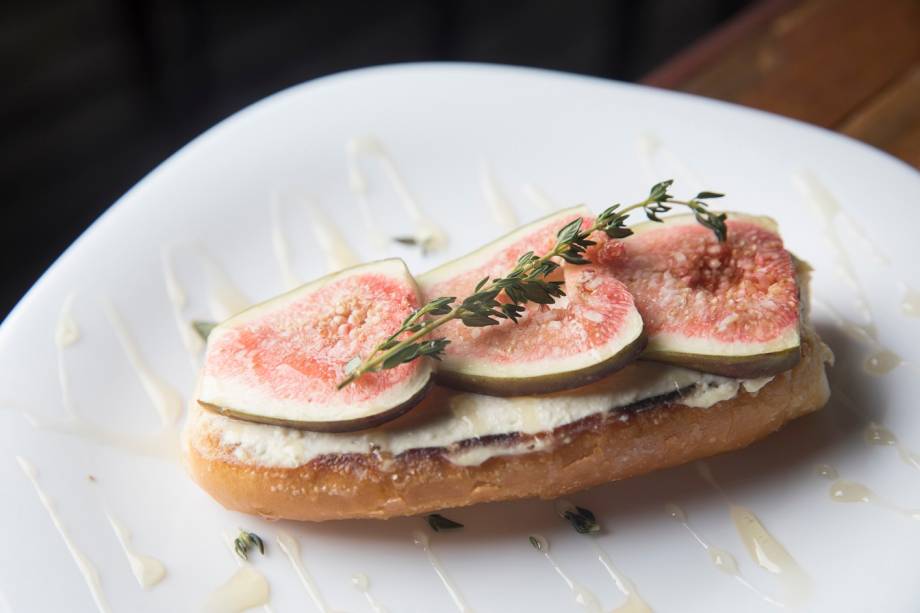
[2,0,753,319]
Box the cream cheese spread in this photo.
[190,360,773,469]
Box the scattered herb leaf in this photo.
[575,506,596,523]
[234,530,265,560]
[562,505,600,535]
[394,234,439,256]
[529,535,545,552]
[427,513,464,532]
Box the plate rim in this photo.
[3,60,918,340]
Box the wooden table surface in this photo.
[643,0,920,169]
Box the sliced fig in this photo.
[594,213,800,377]
[198,259,432,432]
[418,207,646,396]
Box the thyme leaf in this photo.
[529,535,545,552]
[561,505,600,534]
[392,236,419,247]
[427,513,464,532]
[234,530,265,560]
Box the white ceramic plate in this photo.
[2,63,919,613]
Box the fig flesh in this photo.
[595,213,800,377]
[198,259,433,431]
[419,207,646,396]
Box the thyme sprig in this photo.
[337,180,725,389]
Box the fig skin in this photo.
[641,345,801,379]
[641,252,807,379]
[198,379,433,433]
[434,332,648,397]
[602,213,803,380]
[197,258,434,433]
[420,206,648,397]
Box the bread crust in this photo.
[183,329,830,522]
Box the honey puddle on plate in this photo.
[351,572,388,613]
[796,172,918,375]
[521,183,559,213]
[899,283,920,318]
[203,531,274,613]
[529,534,603,613]
[269,194,303,290]
[199,249,250,321]
[553,500,651,612]
[306,197,362,273]
[16,457,111,613]
[347,135,448,254]
[817,464,920,520]
[27,295,180,461]
[412,531,474,613]
[277,531,333,613]
[160,246,204,370]
[479,163,519,231]
[202,566,269,613]
[814,299,904,376]
[696,462,811,606]
[864,422,920,471]
[665,503,782,607]
[106,514,166,589]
